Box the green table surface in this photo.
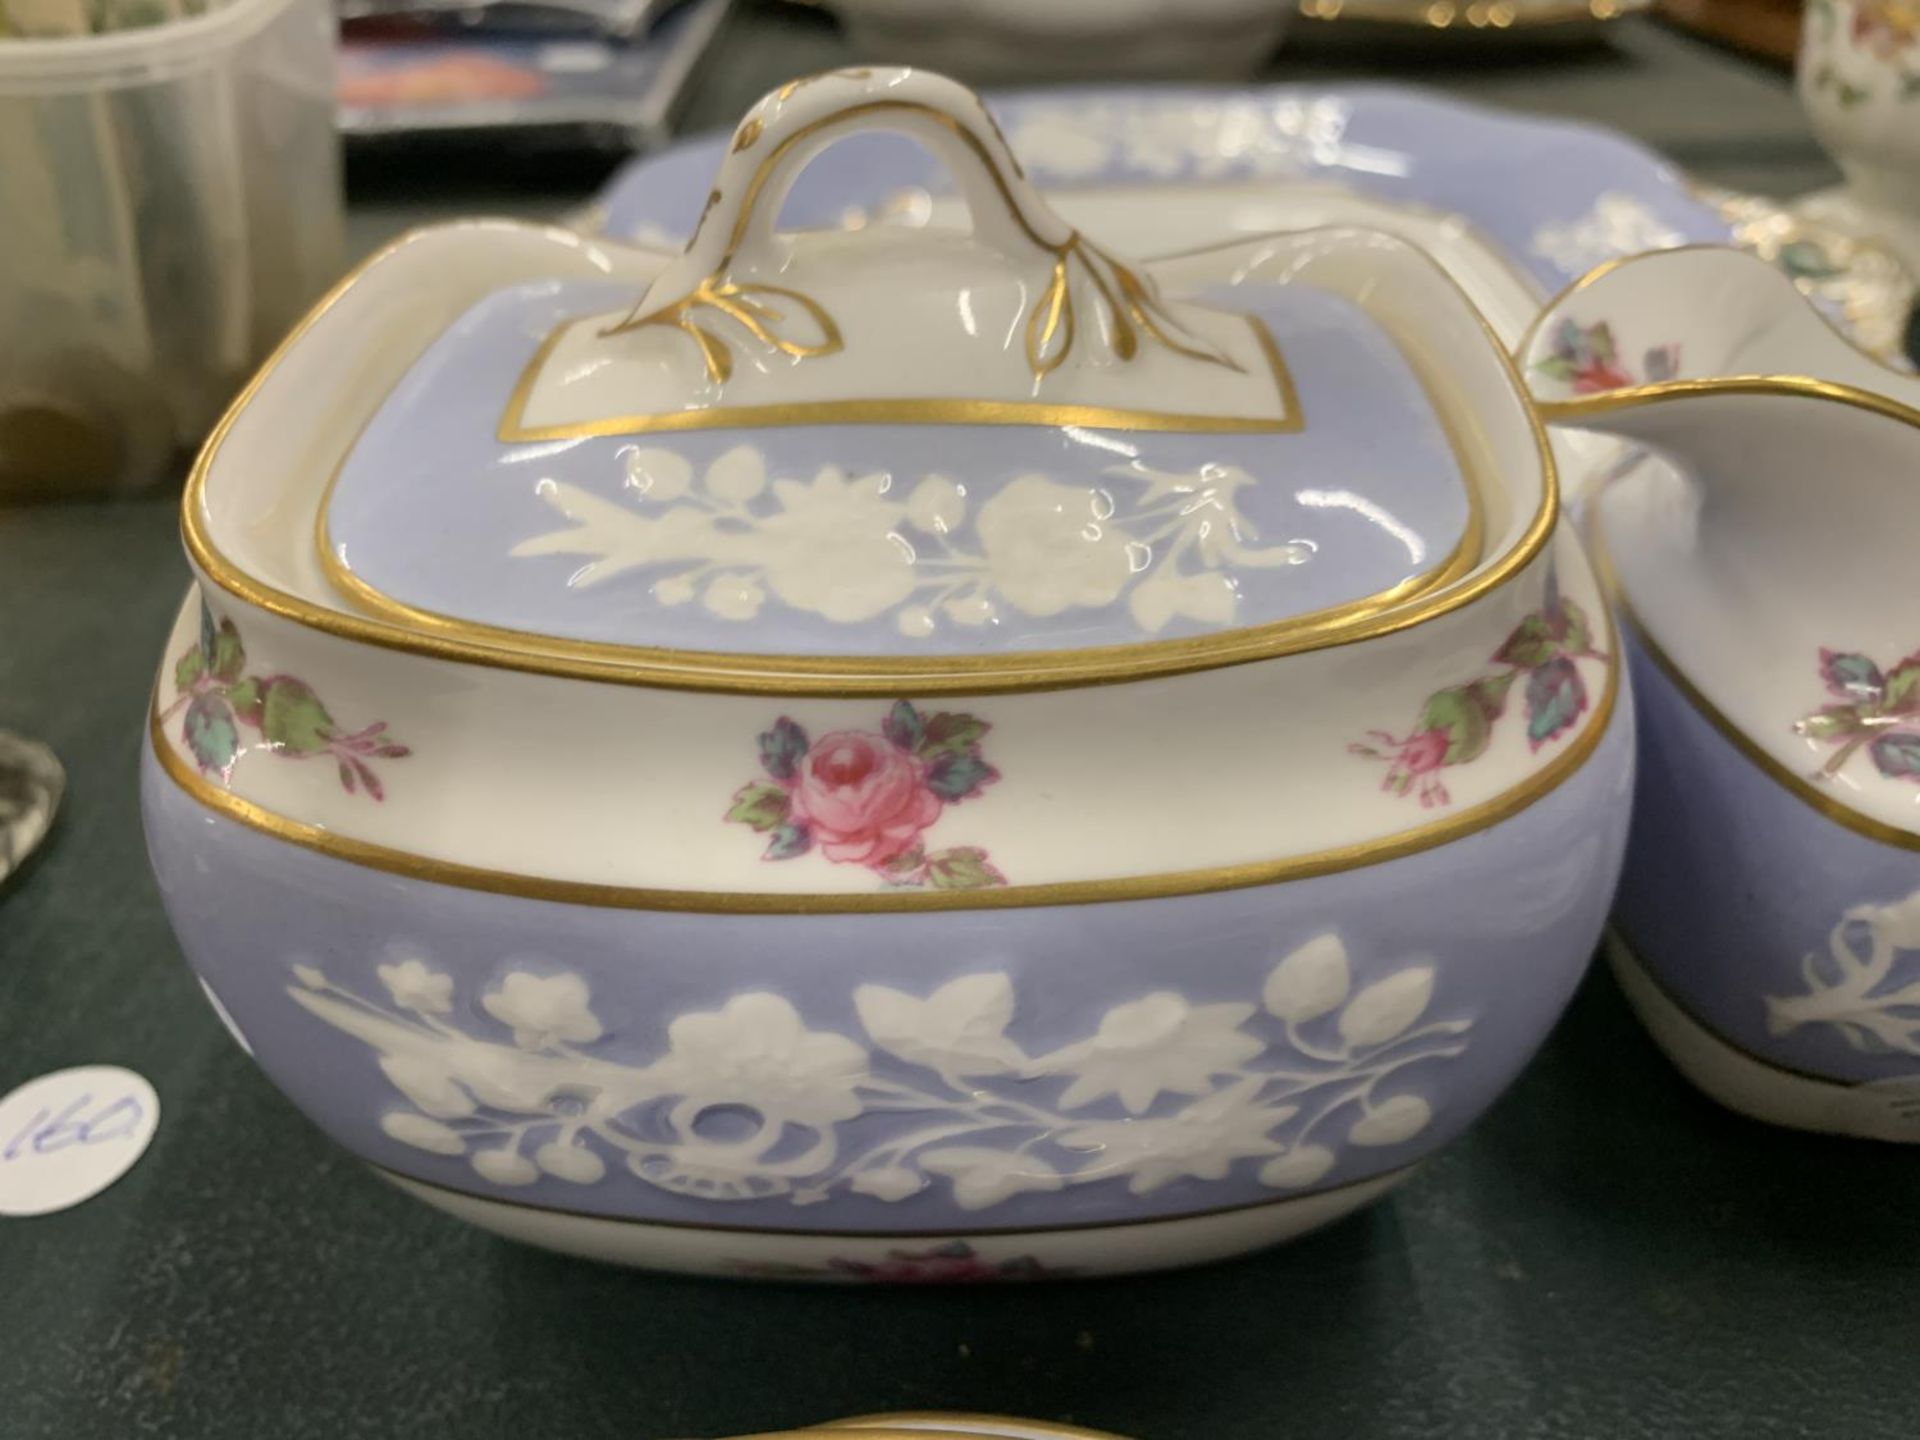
[3,8,1916,1438]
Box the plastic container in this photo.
[0,0,343,500]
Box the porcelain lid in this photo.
[322,69,1478,660]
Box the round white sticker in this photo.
[0,1066,160,1217]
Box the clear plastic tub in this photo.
[0,0,343,499]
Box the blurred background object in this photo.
[784,0,1293,81]
[0,0,343,501]
[0,731,63,886]
[335,0,728,147]
[1297,0,1651,45]
[1656,0,1803,65]
[1794,0,1920,269]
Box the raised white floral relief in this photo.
[288,933,1470,1210]
[1529,192,1686,279]
[1766,888,1920,1058]
[513,445,1309,639]
[1002,97,1375,183]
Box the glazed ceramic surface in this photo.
[1524,246,1920,1140]
[796,0,1293,82]
[143,69,1634,1278]
[591,84,1731,330]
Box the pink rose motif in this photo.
[788,731,943,866]
[726,702,1006,888]
[1353,727,1453,809]
[1351,583,1606,809]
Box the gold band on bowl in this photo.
[148,627,1618,915]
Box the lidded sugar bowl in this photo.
[142,69,1631,1279]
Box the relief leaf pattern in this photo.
[289,931,1473,1215]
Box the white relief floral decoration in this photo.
[1002,97,1384,184]
[288,932,1471,1210]
[513,446,1310,640]
[1766,887,1920,1058]
[1529,192,1686,279]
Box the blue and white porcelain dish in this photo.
[1522,248,1920,1142]
[143,69,1648,1279]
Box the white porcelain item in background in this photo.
[1797,0,1920,270]
[802,0,1292,81]
[1525,245,1920,1139]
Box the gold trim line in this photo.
[316,341,1482,700]
[184,219,1555,698]
[511,96,1302,437]
[149,644,1618,914]
[1536,373,1920,429]
[1516,241,1920,389]
[495,315,1304,442]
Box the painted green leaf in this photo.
[208,618,246,683]
[924,847,1007,891]
[1494,614,1559,670]
[1870,732,1920,781]
[1796,705,1865,741]
[1526,657,1588,750]
[1467,671,1517,722]
[1779,240,1842,282]
[224,677,265,728]
[1532,356,1576,384]
[919,711,988,758]
[882,699,925,753]
[1820,649,1884,700]
[259,677,337,755]
[758,717,808,781]
[174,646,205,691]
[727,782,790,832]
[926,752,998,802]
[1420,686,1493,766]
[1882,656,1920,713]
[184,693,239,773]
[881,844,928,879]
[198,598,217,658]
[1556,596,1594,654]
[764,823,812,860]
